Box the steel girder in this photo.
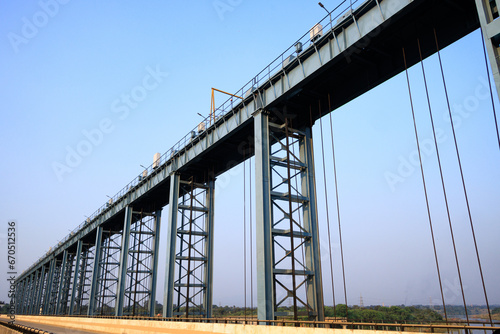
[254,109,324,321]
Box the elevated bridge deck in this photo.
[17,0,480,283]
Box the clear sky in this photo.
[0,0,499,309]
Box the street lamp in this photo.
[318,2,331,25]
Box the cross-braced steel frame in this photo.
[164,175,215,318]
[71,243,94,315]
[116,208,161,317]
[90,229,122,315]
[254,109,324,321]
[56,251,75,315]
[45,258,62,315]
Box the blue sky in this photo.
[1,0,499,309]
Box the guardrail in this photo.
[18,0,366,279]
[43,314,500,332]
[0,321,53,334]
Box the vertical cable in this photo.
[403,46,448,324]
[327,94,348,314]
[416,39,449,324]
[249,156,254,314]
[318,100,337,317]
[434,28,491,326]
[243,151,247,320]
[481,32,500,151]
[479,32,496,326]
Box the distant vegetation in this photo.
[2,300,498,322]
[329,305,443,322]
[209,304,500,323]
[211,304,443,322]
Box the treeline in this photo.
[326,304,443,322]
[210,304,444,322]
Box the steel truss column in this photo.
[94,228,122,316]
[15,281,23,315]
[204,179,215,318]
[253,109,324,321]
[42,258,56,314]
[69,240,83,315]
[476,0,500,97]
[254,109,275,321]
[75,245,94,315]
[27,271,39,314]
[56,250,74,315]
[164,173,180,318]
[300,126,325,321]
[55,251,68,314]
[116,206,133,316]
[47,258,62,314]
[149,210,162,317]
[119,209,162,316]
[35,266,47,315]
[163,173,215,318]
[24,275,33,315]
[19,277,29,315]
[88,226,103,315]
[16,280,25,314]
[29,274,37,314]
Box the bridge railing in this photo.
[20,0,366,279]
[41,314,500,331]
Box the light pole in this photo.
[318,2,331,26]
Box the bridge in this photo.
[11,0,500,331]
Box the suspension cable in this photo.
[432,30,471,325]
[481,31,500,151]
[244,150,247,320]
[434,28,492,325]
[327,94,348,314]
[249,156,254,312]
[403,46,451,323]
[318,100,337,316]
[416,38,449,324]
